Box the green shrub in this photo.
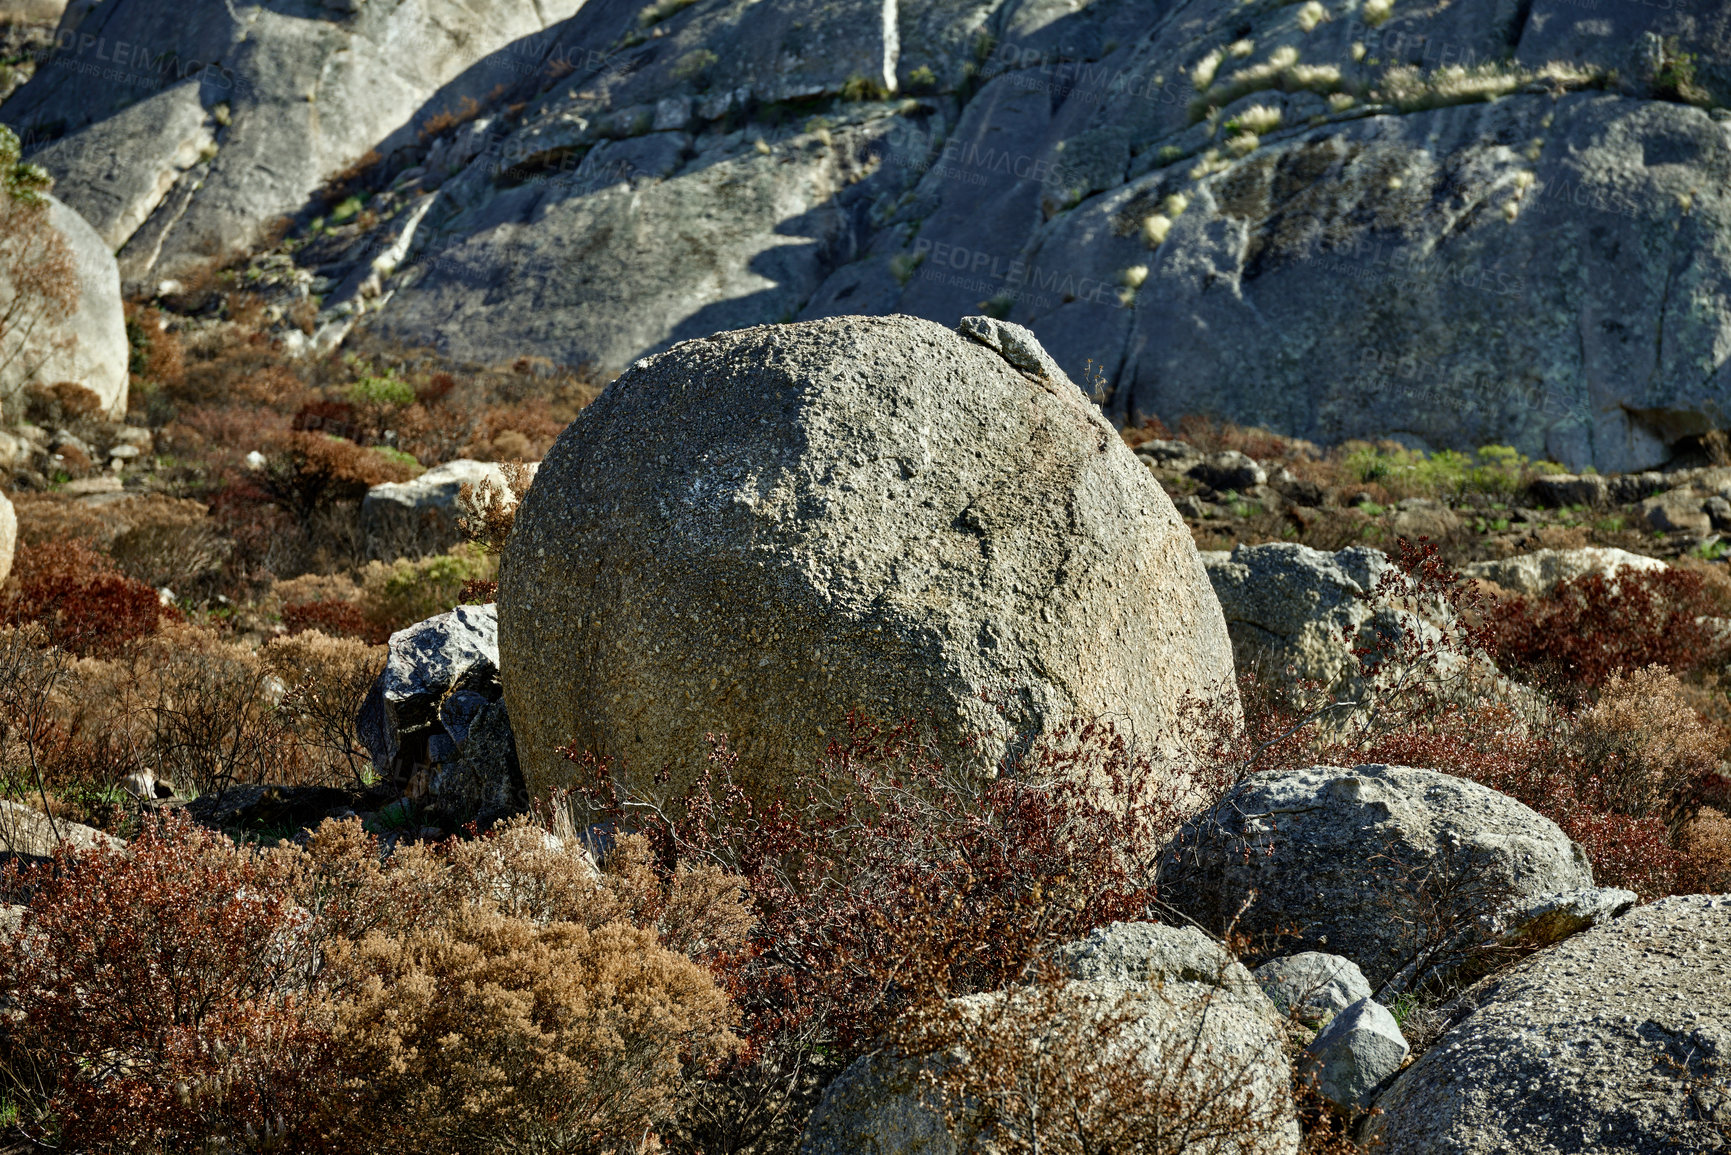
[347,372,414,409]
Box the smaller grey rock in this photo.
[1461,547,1666,597]
[1707,495,1731,532]
[0,800,125,858]
[1190,451,1267,492]
[1609,472,1667,504]
[1301,997,1408,1109]
[1639,487,1711,535]
[1530,473,1610,508]
[360,459,537,561]
[957,315,1075,387]
[1134,438,1203,467]
[429,698,526,825]
[438,689,492,749]
[1254,953,1373,1027]
[357,604,501,777]
[1173,494,1212,519]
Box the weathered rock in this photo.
[0,195,127,417]
[500,315,1237,807]
[1639,486,1712,536]
[360,458,535,561]
[357,603,501,780]
[1189,450,1266,492]
[1160,764,1635,990]
[1302,996,1409,1110]
[1461,547,1668,597]
[1200,542,1401,690]
[0,799,124,858]
[1391,497,1463,542]
[1055,920,1266,1006]
[1255,952,1373,1028]
[801,978,1299,1155]
[1530,474,1612,509]
[1367,894,1731,1154]
[0,488,14,588]
[427,697,525,826]
[5,0,586,285]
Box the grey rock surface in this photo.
[5,0,585,284]
[1160,764,1630,990]
[500,315,1237,809]
[0,195,127,417]
[0,799,125,858]
[357,603,500,779]
[801,977,1298,1155]
[1530,474,1612,509]
[1367,894,1731,1154]
[1461,547,1667,597]
[1302,996,1409,1110]
[1055,920,1266,1006]
[1200,542,1401,690]
[1255,952,1373,1028]
[428,697,525,825]
[360,458,535,561]
[0,488,14,589]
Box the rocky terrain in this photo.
[0,0,1729,1145]
[3,0,1730,470]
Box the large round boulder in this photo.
[1366,895,1731,1154]
[499,315,1236,807]
[1159,764,1636,991]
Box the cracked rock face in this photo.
[1367,895,1731,1154]
[498,314,1236,809]
[1160,764,1634,991]
[4,0,585,286]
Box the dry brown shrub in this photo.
[1677,807,1731,895]
[125,302,186,390]
[265,630,385,788]
[889,975,1297,1155]
[459,461,535,554]
[130,624,294,794]
[1571,665,1725,825]
[9,491,109,547]
[103,495,229,595]
[327,912,739,1154]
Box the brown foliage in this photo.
[0,812,750,1153]
[283,598,380,642]
[264,630,385,788]
[1677,807,1731,895]
[1,539,163,655]
[0,814,330,1152]
[892,977,1296,1155]
[1488,568,1731,689]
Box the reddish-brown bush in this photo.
[1489,568,1731,689]
[0,813,331,1152]
[1,539,162,655]
[256,432,417,524]
[573,714,1234,1153]
[283,598,378,642]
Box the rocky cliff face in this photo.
[9,0,1731,470]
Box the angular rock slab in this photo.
[500,315,1236,807]
[1367,895,1731,1154]
[357,603,500,778]
[1301,996,1409,1110]
[1159,764,1630,990]
[1255,952,1374,1028]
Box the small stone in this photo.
[1301,996,1409,1108]
[1255,952,1373,1027]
